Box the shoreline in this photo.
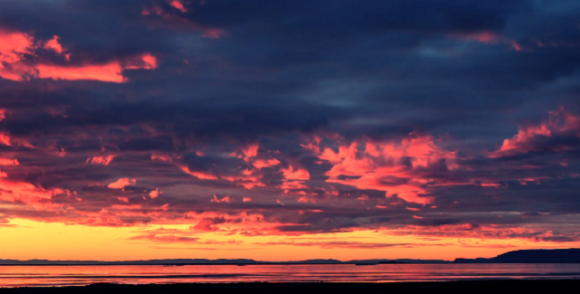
[1,280,580,293]
[2,262,580,266]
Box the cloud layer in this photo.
[1,0,580,252]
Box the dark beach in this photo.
[1,280,578,294]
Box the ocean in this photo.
[1,264,580,287]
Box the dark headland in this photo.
[454,248,580,263]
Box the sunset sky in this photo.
[1,0,580,262]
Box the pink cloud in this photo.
[281,165,310,181]
[0,158,19,166]
[116,197,130,203]
[243,143,260,158]
[35,62,126,83]
[0,29,158,83]
[151,154,173,162]
[191,217,227,232]
[174,152,267,188]
[0,133,11,146]
[301,136,322,155]
[0,29,33,63]
[280,165,310,191]
[211,194,231,203]
[252,158,280,169]
[179,165,218,180]
[87,155,115,165]
[44,35,63,53]
[231,143,260,160]
[491,107,580,157]
[124,53,158,70]
[479,182,502,188]
[0,30,34,81]
[169,0,187,13]
[149,188,161,199]
[314,133,456,204]
[222,169,265,189]
[243,197,252,202]
[0,172,66,209]
[107,178,136,189]
[297,196,316,203]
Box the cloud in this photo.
[252,158,280,169]
[280,165,310,190]
[87,155,114,165]
[0,29,33,81]
[192,216,227,231]
[179,165,218,180]
[0,134,10,146]
[0,174,66,209]
[149,188,161,198]
[0,0,580,252]
[211,195,231,204]
[315,133,456,204]
[107,178,136,189]
[44,35,64,54]
[128,233,200,243]
[35,63,127,83]
[0,28,158,83]
[255,241,436,249]
[491,107,580,157]
[0,158,19,166]
[168,0,187,13]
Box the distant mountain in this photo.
[13,249,580,266]
[454,249,580,263]
[0,259,260,265]
[0,258,448,266]
[348,259,448,264]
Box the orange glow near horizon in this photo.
[1,218,576,262]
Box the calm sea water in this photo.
[1,264,580,287]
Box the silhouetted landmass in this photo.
[3,248,580,266]
[0,258,448,266]
[1,281,580,294]
[350,259,447,264]
[454,249,580,263]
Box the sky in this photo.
[1,0,580,262]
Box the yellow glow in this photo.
[1,218,577,261]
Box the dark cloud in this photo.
[1,0,580,244]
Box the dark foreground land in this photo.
[0,280,579,294]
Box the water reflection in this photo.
[1,264,580,287]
